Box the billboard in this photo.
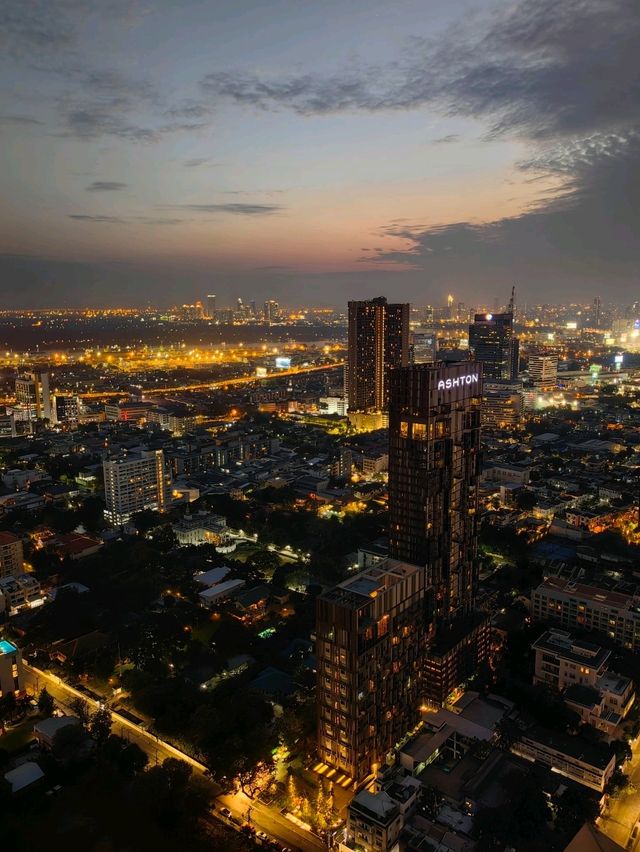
[275,356,291,370]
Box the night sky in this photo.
[1,0,638,307]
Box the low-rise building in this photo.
[0,638,23,697]
[344,777,421,852]
[0,575,43,615]
[512,726,615,792]
[33,715,81,749]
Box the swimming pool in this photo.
[0,639,17,655]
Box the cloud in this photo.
[431,134,458,145]
[183,158,211,168]
[177,203,285,216]
[85,181,128,192]
[201,0,639,140]
[69,214,186,225]
[0,114,44,125]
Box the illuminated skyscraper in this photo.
[206,294,216,319]
[103,450,171,526]
[468,311,519,380]
[316,362,488,782]
[15,372,51,420]
[346,297,409,412]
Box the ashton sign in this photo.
[437,372,480,390]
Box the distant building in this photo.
[468,312,519,381]
[51,394,80,424]
[104,400,155,422]
[0,638,23,696]
[0,532,24,578]
[206,293,216,319]
[14,372,51,420]
[528,353,558,389]
[346,297,409,413]
[345,776,421,852]
[410,330,437,364]
[103,449,171,525]
[482,380,523,429]
[531,577,640,652]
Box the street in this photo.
[216,789,328,852]
[23,663,209,775]
[599,740,640,849]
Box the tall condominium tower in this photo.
[103,450,171,526]
[468,312,519,381]
[388,363,482,622]
[316,362,488,783]
[15,372,51,420]
[206,294,216,319]
[528,352,558,389]
[346,297,409,413]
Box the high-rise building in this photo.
[316,362,488,782]
[15,372,51,420]
[206,294,216,320]
[593,296,602,329]
[468,312,519,380]
[346,297,409,413]
[528,352,558,389]
[103,450,171,526]
[410,330,437,365]
[316,559,430,781]
[388,363,482,619]
[482,380,523,429]
[51,394,79,425]
[263,300,280,323]
[0,532,24,579]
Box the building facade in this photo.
[531,577,640,652]
[14,372,51,420]
[0,532,24,578]
[346,297,409,413]
[528,353,558,389]
[468,312,519,381]
[103,450,171,525]
[0,639,23,697]
[316,560,430,781]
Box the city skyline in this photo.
[2,0,638,308]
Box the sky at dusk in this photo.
[0,0,638,308]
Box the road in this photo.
[599,739,640,849]
[217,790,328,852]
[23,664,209,775]
[76,361,344,400]
[24,664,329,850]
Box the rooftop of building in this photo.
[0,639,17,655]
[0,531,21,545]
[523,726,615,769]
[349,789,399,825]
[320,558,422,610]
[534,576,640,611]
[532,629,610,669]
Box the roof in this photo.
[4,762,44,793]
[535,577,639,611]
[249,667,295,696]
[193,566,230,587]
[0,639,17,655]
[198,578,245,600]
[235,584,271,609]
[564,684,602,710]
[34,715,80,740]
[0,531,20,545]
[523,726,615,770]
[532,629,610,669]
[349,789,398,824]
[564,823,624,852]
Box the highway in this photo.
[77,361,344,400]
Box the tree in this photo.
[52,721,88,763]
[421,785,444,820]
[0,693,17,728]
[494,717,520,751]
[69,696,91,725]
[88,707,112,749]
[555,786,600,838]
[37,687,55,717]
[606,768,629,796]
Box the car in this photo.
[219,807,232,819]
[231,816,243,827]
[256,831,269,842]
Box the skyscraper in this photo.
[346,297,409,413]
[103,450,171,526]
[15,372,51,420]
[528,352,558,389]
[316,361,488,782]
[388,362,482,621]
[206,294,216,319]
[468,311,519,380]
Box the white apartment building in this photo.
[103,450,171,526]
[0,575,43,615]
[528,353,558,389]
